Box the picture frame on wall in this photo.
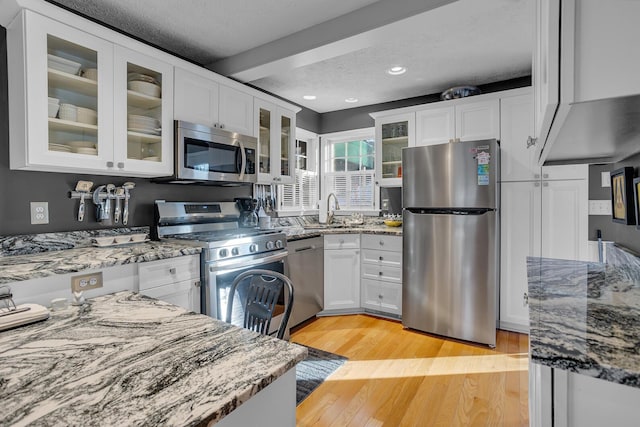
[634,177,640,230]
[610,167,636,225]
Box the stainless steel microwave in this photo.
[159,121,257,184]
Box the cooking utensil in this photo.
[74,180,93,221]
[122,182,135,225]
[92,185,106,221]
[104,184,116,222]
[114,187,124,223]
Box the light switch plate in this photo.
[589,200,612,216]
[601,171,611,187]
[30,201,49,224]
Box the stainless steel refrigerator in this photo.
[402,140,499,347]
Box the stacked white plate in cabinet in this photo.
[128,114,160,135]
[47,54,81,75]
[127,73,161,97]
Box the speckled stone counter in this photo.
[0,240,202,284]
[0,227,202,285]
[282,224,403,241]
[527,244,640,388]
[0,291,307,426]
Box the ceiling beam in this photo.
[207,0,457,82]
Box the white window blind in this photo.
[324,171,375,210]
[280,169,318,211]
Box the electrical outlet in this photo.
[589,200,612,216]
[30,202,49,224]
[71,272,103,293]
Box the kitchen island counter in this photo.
[527,243,640,387]
[284,224,402,241]
[0,291,307,426]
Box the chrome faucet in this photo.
[326,192,340,224]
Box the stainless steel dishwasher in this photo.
[285,236,324,328]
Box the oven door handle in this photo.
[238,140,247,181]
[208,250,288,273]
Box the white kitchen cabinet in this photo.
[500,181,541,332]
[533,0,559,143]
[254,98,296,185]
[138,255,201,313]
[173,67,254,136]
[360,234,402,316]
[415,99,499,147]
[541,174,589,262]
[500,91,539,182]
[530,363,640,427]
[113,46,173,176]
[374,113,415,186]
[323,235,360,312]
[6,10,174,177]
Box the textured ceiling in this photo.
[48,0,533,113]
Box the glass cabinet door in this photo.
[17,11,114,171]
[380,120,409,179]
[258,107,272,177]
[113,46,173,176]
[279,112,293,181]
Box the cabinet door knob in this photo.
[526,136,537,149]
[543,182,549,187]
[379,241,384,246]
[378,271,383,276]
[169,268,176,274]
[220,123,225,129]
[339,239,344,244]
[543,173,549,179]
[117,162,124,169]
[106,161,114,167]
[378,294,383,299]
[534,174,540,179]
[195,280,201,288]
[379,256,384,261]
[534,182,540,187]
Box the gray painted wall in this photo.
[0,28,250,236]
[588,153,640,253]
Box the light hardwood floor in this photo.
[291,315,529,427]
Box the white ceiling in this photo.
[49,0,534,113]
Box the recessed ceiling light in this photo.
[387,66,407,76]
[303,95,316,100]
[345,97,359,103]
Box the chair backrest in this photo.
[225,269,294,340]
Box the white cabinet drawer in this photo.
[139,279,200,313]
[361,249,402,268]
[324,234,360,250]
[361,263,402,283]
[361,234,402,252]
[138,255,200,291]
[361,279,402,315]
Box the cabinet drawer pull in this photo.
[534,174,540,179]
[169,268,176,274]
[379,256,384,261]
[106,161,114,168]
[543,173,549,179]
[117,162,124,169]
[379,240,384,246]
[378,271,383,276]
[378,294,383,299]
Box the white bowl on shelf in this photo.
[76,107,97,125]
[128,80,161,97]
[114,235,131,244]
[47,54,82,75]
[59,103,77,121]
[142,156,160,162]
[82,68,98,81]
[48,102,59,118]
[67,140,96,149]
[74,147,98,155]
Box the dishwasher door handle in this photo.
[294,246,316,252]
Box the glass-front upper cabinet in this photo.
[113,46,173,176]
[374,112,415,186]
[7,10,114,172]
[254,98,296,184]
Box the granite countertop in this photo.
[0,240,202,284]
[0,291,307,426]
[527,243,640,388]
[283,224,403,241]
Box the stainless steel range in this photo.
[154,201,288,331]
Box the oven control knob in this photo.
[231,247,239,256]
[266,241,275,250]
[219,248,228,258]
[275,240,283,249]
[249,244,259,253]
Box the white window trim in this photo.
[320,127,379,214]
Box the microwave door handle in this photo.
[238,140,246,181]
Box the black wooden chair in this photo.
[225,269,294,340]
